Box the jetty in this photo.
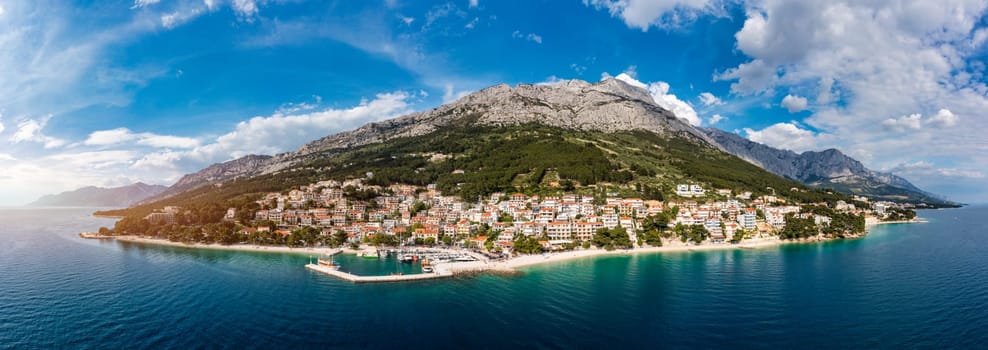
[305,261,453,283]
[304,248,498,283]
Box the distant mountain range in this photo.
[30,183,168,207]
[701,128,958,207]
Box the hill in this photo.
[30,183,168,207]
[701,128,958,207]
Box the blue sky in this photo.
[1,0,987,205]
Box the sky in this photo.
[0,0,987,205]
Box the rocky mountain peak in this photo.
[159,79,720,199]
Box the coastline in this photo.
[865,217,929,227]
[94,215,923,282]
[103,232,858,276]
[112,235,353,256]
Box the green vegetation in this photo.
[778,215,818,240]
[592,226,633,250]
[884,207,917,221]
[638,211,676,247]
[513,235,544,254]
[673,223,710,244]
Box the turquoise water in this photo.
[1,206,987,348]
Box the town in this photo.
[138,176,909,256]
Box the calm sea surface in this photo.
[1,206,987,349]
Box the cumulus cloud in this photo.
[584,0,718,30]
[0,115,5,135]
[610,71,702,126]
[9,117,66,149]
[709,114,726,124]
[926,109,958,128]
[512,30,543,44]
[469,0,479,8]
[698,92,723,106]
[881,114,922,132]
[780,94,808,113]
[743,122,829,153]
[703,0,988,201]
[714,59,776,95]
[0,153,16,161]
[881,109,959,132]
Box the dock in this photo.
[305,263,453,283]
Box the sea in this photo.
[1,206,987,349]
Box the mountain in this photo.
[101,79,856,219]
[30,182,168,207]
[150,79,721,198]
[701,127,957,207]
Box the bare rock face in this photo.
[162,79,715,197]
[291,78,714,160]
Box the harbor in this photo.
[305,247,492,283]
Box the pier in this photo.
[305,262,453,283]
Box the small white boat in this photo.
[422,265,434,273]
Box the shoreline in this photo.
[93,216,922,283]
[111,235,355,256]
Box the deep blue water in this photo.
[2,206,987,349]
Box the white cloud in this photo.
[131,0,161,9]
[465,17,478,29]
[232,0,259,21]
[0,153,15,161]
[714,59,776,95]
[780,94,808,113]
[610,71,702,126]
[0,5,5,16]
[398,15,415,26]
[584,0,718,31]
[137,135,201,149]
[707,0,988,201]
[9,117,66,149]
[84,128,199,148]
[881,114,922,132]
[512,30,543,44]
[709,114,726,124]
[84,128,137,146]
[647,81,702,126]
[743,122,830,152]
[133,92,414,176]
[937,168,985,179]
[161,9,204,29]
[926,108,958,128]
[698,92,723,106]
[469,0,479,8]
[0,115,5,135]
[614,72,647,89]
[442,84,473,103]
